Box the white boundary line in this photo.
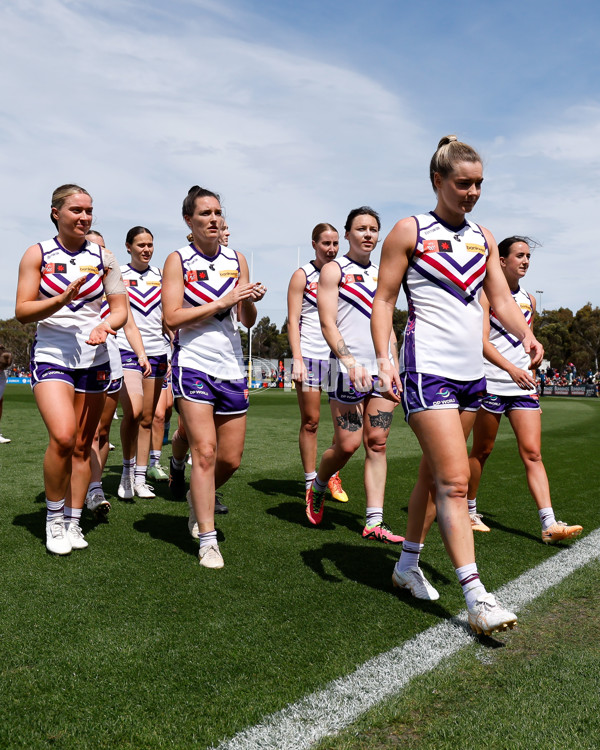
[214,529,600,750]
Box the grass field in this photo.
[0,386,598,749]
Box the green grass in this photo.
[0,388,598,749]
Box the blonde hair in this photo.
[51,184,91,229]
[429,135,481,192]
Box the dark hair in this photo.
[182,185,221,219]
[311,222,338,243]
[344,206,380,232]
[497,235,540,258]
[125,226,153,245]
[51,184,91,229]
[429,135,481,192]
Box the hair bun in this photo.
[437,134,458,150]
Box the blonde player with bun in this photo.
[16,185,127,554]
[287,222,349,504]
[372,136,544,635]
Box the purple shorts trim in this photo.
[293,357,330,389]
[401,372,487,421]
[31,361,111,393]
[107,376,123,395]
[481,392,540,414]
[327,370,384,404]
[120,350,168,379]
[172,366,249,415]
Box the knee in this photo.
[437,475,469,503]
[191,443,217,470]
[50,432,76,458]
[364,434,387,456]
[219,454,242,477]
[521,447,543,465]
[301,417,319,435]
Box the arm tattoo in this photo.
[336,339,351,358]
[369,409,393,430]
[336,410,363,432]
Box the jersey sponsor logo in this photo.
[343,274,364,283]
[186,270,209,282]
[43,263,67,274]
[79,265,99,274]
[146,280,161,287]
[519,303,532,313]
[465,243,485,254]
[423,239,453,253]
[124,279,138,287]
[219,270,239,278]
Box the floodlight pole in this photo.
[536,290,544,314]
[248,252,254,387]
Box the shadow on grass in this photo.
[249,478,304,500]
[133,512,224,557]
[13,509,45,542]
[266,500,365,536]
[476,511,543,545]
[301,542,454,618]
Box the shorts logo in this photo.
[43,263,67,274]
[97,370,109,381]
[187,270,209,282]
[465,243,485,254]
[219,270,239,278]
[488,395,499,401]
[436,388,451,398]
[243,389,249,399]
[423,240,452,253]
[79,265,99,274]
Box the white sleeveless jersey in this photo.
[172,244,245,379]
[116,264,168,357]
[401,212,489,380]
[298,261,330,359]
[32,238,109,368]
[485,286,535,395]
[333,255,383,374]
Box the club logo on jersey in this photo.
[79,265,99,274]
[124,279,138,287]
[308,282,318,291]
[219,270,239,278]
[465,243,485,254]
[43,263,67,274]
[186,270,209,282]
[343,274,364,283]
[423,240,453,253]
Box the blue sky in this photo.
[1,0,599,324]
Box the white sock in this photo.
[539,508,556,530]
[366,507,383,527]
[313,476,328,493]
[304,471,317,490]
[468,497,477,514]
[149,450,161,467]
[134,465,148,485]
[397,541,424,572]
[122,457,135,477]
[64,506,82,528]
[199,530,218,549]
[46,499,64,523]
[456,563,486,610]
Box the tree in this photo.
[534,308,573,372]
[571,304,600,372]
[0,318,36,370]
